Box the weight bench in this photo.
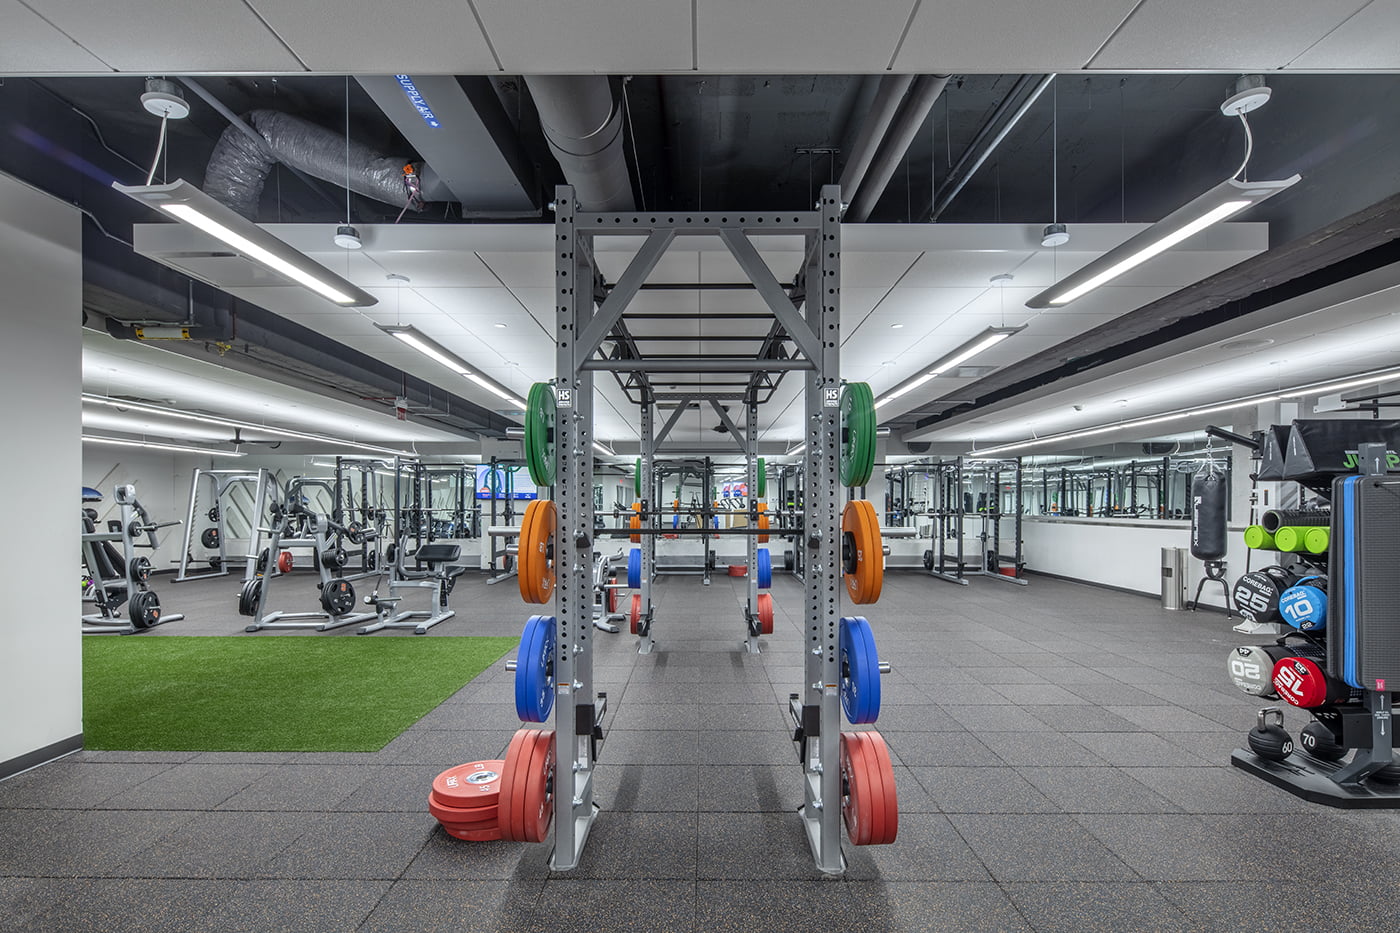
[359,543,466,635]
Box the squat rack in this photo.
[542,185,849,873]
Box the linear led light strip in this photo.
[83,435,246,457]
[376,324,527,409]
[112,180,376,307]
[1026,176,1300,309]
[82,395,415,457]
[875,327,1024,409]
[969,366,1400,458]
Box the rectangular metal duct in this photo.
[357,75,537,216]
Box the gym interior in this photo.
[4,7,1400,931]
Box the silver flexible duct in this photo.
[203,109,422,219]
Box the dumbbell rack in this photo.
[1230,440,1400,807]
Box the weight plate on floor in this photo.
[630,594,643,635]
[756,547,772,589]
[841,500,884,605]
[517,499,557,605]
[442,824,505,842]
[784,550,795,572]
[431,760,506,808]
[839,382,876,488]
[319,578,356,616]
[237,577,262,617]
[756,502,770,544]
[515,614,556,723]
[200,527,220,549]
[128,590,161,629]
[839,616,882,724]
[756,593,774,635]
[131,556,152,584]
[278,550,295,574]
[524,383,556,488]
[627,547,642,590]
[630,502,642,544]
[429,796,499,826]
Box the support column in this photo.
[639,398,656,654]
[798,185,845,874]
[551,186,599,871]
[745,399,760,653]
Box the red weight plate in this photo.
[607,576,619,614]
[850,732,889,845]
[430,760,504,807]
[277,550,294,573]
[521,729,556,843]
[442,823,504,843]
[434,808,500,832]
[858,731,899,845]
[428,795,498,825]
[756,593,774,635]
[839,733,874,846]
[630,594,643,635]
[496,729,537,843]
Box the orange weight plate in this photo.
[756,593,774,635]
[515,501,541,603]
[519,500,557,605]
[756,503,769,544]
[431,760,504,808]
[630,594,643,635]
[520,729,556,843]
[841,499,883,605]
[496,728,538,843]
[630,502,642,543]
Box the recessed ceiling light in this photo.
[890,323,904,329]
[494,322,508,329]
[881,360,896,366]
[1220,337,1275,351]
[504,360,519,366]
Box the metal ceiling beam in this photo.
[845,74,951,223]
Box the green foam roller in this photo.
[1304,527,1330,555]
[1244,526,1276,550]
[1273,526,1310,552]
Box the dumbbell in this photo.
[1247,707,1294,762]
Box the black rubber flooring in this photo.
[9,570,1400,931]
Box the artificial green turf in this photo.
[82,636,517,752]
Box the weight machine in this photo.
[173,468,279,582]
[81,484,185,634]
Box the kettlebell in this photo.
[1247,707,1294,761]
[1299,721,1346,761]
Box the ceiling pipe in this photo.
[929,73,1055,221]
[837,74,914,205]
[844,74,951,223]
[525,75,636,212]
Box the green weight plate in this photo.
[525,383,556,487]
[840,382,875,488]
[756,457,766,498]
[635,458,642,499]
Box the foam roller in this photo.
[1261,509,1330,533]
[1244,526,1276,550]
[1303,527,1330,554]
[1275,526,1330,554]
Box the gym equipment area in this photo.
[8,38,1400,932]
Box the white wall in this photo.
[0,173,82,772]
[82,447,184,571]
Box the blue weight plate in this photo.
[627,547,642,589]
[757,547,772,589]
[839,616,878,724]
[855,616,882,724]
[1279,585,1327,632]
[514,614,555,722]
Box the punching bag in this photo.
[1190,470,1228,560]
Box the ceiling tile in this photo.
[25,0,306,71]
[1089,0,1371,69]
[842,252,923,288]
[476,251,553,289]
[697,0,915,72]
[0,0,111,72]
[473,0,692,72]
[901,250,1034,287]
[245,0,498,72]
[362,249,501,287]
[1288,0,1400,67]
[894,0,1139,71]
